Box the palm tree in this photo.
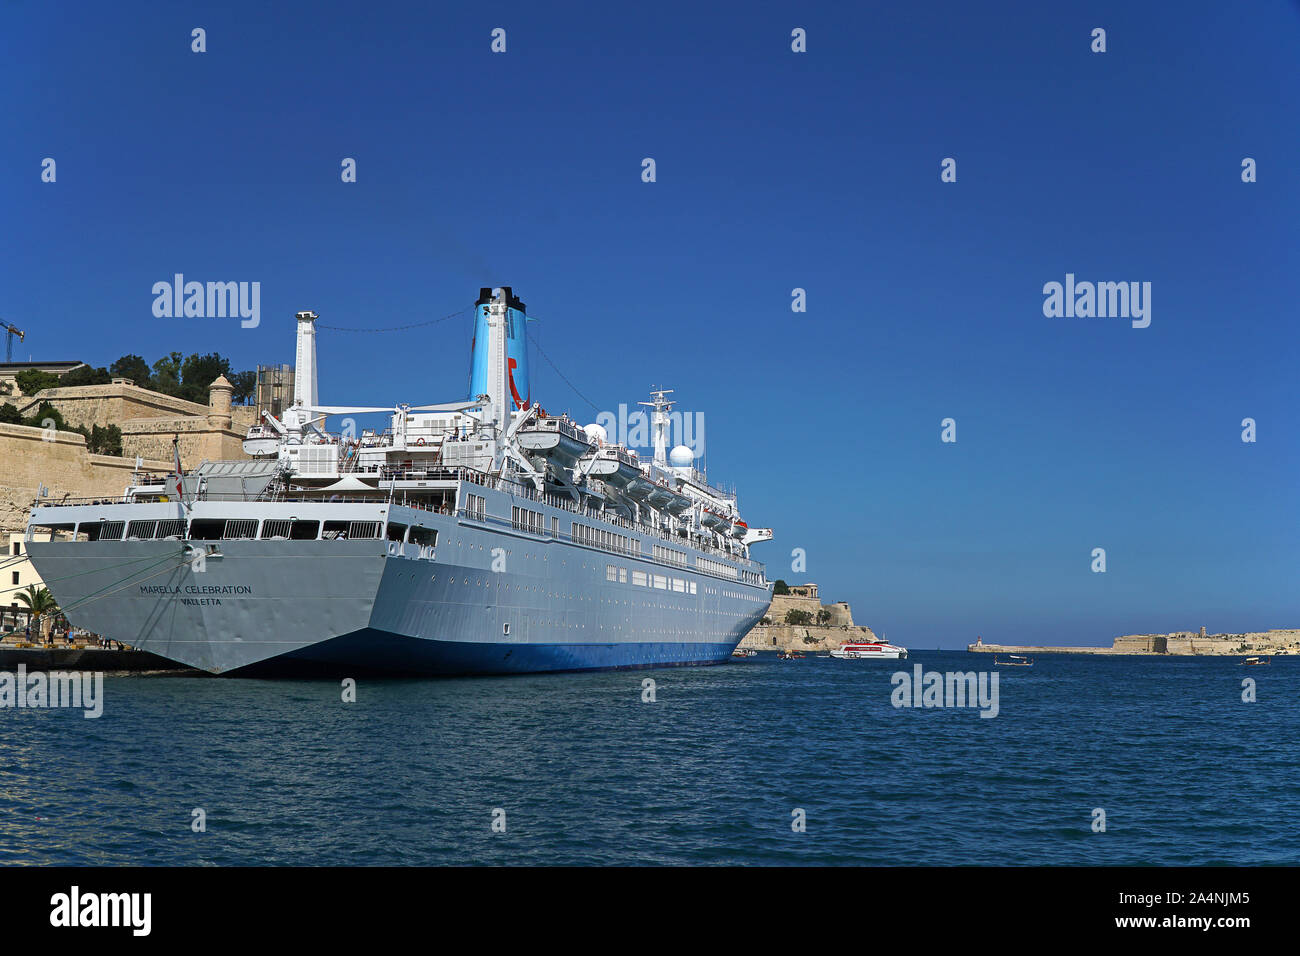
[14,585,59,641]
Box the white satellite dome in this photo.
[584,423,607,444]
[668,445,694,467]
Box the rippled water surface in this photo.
[1,652,1295,865]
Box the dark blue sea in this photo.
[2,652,1296,865]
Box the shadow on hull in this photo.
[227,627,740,678]
[0,646,201,674]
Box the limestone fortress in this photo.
[735,583,882,653]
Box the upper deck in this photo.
[26,467,768,588]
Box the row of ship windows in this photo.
[445,541,762,601]
[33,518,438,546]
[511,506,552,536]
[605,564,698,595]
[574,522,634,556]
[379,570,758,620]
[510,507,644,561]
[652,544,688,567]
[411,575,753,618]
[500,503,752,582]
[514,518,751,584]
[700,583,763,602]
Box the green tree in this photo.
[785,609,813,626]
[229,369,257,405]
[150,351,185,397]
[60,365,112,387]
[816,609,832,625]
[13,403,122,456]
[772,579,790,596]
[0,403,21,425]
[109,354,152,385]
[21,401,68,432]
[180,352,231,403]
[14,369,59,396]
[15,585,59,640]
[88,423,123,456]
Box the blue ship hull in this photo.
[245,628,738,676]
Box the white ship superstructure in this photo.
[24,289,773,675]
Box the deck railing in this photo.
[31,464,762,569]
[452,507,764,583]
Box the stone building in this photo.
[1112,634,1168,653]
[0,422,169,530]
[765,585,828,625]
[0,360,88,397]
[7,379,209,431]
[119,375,254,463]
[738,583,880,652]
[6,376,256,466]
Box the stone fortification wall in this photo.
[0,423,170,530]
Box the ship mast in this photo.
[485,288,510,469]
[640,388,674,467]
[294,310,319,412]
[281,310,320,439]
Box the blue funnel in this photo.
[468,287,531,409]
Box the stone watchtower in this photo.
[202,375,235,460]
[207,375,233,430]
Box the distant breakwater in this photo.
[970,629,1300,657]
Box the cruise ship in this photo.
[23,289,774,675]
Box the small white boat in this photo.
[994,654,1034,667]
[830,641,908,660]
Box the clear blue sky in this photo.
[4,1,1297,647]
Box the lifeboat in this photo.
[242,424,280,457]
[587,448,642,489]
[517,417,592,467]
[660,487,692,516]
[646,482,677,510]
